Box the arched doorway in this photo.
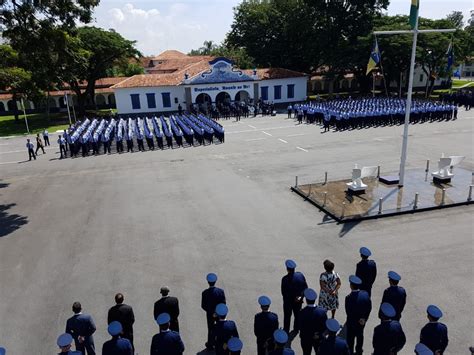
[48,98,57,108]
[108,94,116,107]
[96,94,106,106]
[215,92,231,105]
[341,79,349,90]
[59,96,67,108]
[235,90,250,102]
[0,102,5,112]
[7,100,17,111]
[195,93,211,105]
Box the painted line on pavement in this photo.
[245,138,266,142]
[247,124,256,129]
[287,133,306,137]
[226,125,299,134]
[278,139,288,143]
[296,146,308,152]
[262,131,273,137]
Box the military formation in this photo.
[25,114,225,162]
[290,97,458,131]
[0,248,445,355]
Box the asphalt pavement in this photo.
[0,111,473,354]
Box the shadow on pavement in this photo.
[0,203,28,238]
[338,220,362,238]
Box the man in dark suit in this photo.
[381,271,406,321]
[254,295,279,355]
[154,286,180,332]
[65,302,96,355]
[345,275,372,355]
[201,273,226,350]
[151,313,185,355]
[298,288,327,355]
[281,259,308,334]
[102,321,133,355]
[372,303,406,355]
[213,304,239,355]
[420,305,449,354]
[107,293,135,347]
[355,247,377,297]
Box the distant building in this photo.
[111,50,308,115]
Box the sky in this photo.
[92,0,473,56]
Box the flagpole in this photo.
[65,93,72,126]
[20,98,30,134]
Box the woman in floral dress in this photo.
[318,259,341,318]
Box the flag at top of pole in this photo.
[446,41,454,72]
[409,0,419,29]
[366,39,381,76]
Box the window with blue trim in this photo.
[146,93,156,109]
[261,86,268,101]
[274,85,282,100]
[162,92,171,108]
[130,94,140,110]
[287,84,295,99]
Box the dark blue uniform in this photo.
[355,259,377,296]
[213,320,239,355]
[65,313,96,355]
[102,337,133,355]
[268,348,296,355]
[420,322,449,354]
[58,352,82,355]
[381,286,406,321]
[254,311,279,355]
[202,286,226,347]
[372,320,406,354]
[319,335,350,355]
[281,271,308,332]
[298,305,327,354]
[345,290,372,355]
[150,330,185,355]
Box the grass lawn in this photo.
[452,79,474,88]
[0,109,117,137]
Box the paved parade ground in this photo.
[0,111,473,354]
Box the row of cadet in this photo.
[31,246,451,355]
[440,89,473,110]
[55,114,225,158]
[289,98,457,131]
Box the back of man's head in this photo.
[72,302,82,314]
[115,293,124,304]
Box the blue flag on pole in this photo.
[446,42,454,72]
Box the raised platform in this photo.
[291,167,473,222]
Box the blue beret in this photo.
[0,347,5,355]
[326,318,340,332]
[227,337,243,352]
[360,247,372,257]
[258,296,271,306]
[285,259,296,269]
[57,333,73,347]
[427,305,442,319]
[380,303,396,318]
[304,288,317,301]
[273,329,288,344]
[388,271,401,281]
[415,343,434,355]
[206,273,217,283]
[108,321,122,336]
[216,303,228,317]
[156,313,171,325]
[349,275,362,285]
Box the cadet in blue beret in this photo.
[213,304,239,355]
[415,343,434,355]
[228,337,243,354]
[281,259,308,334]
[298,288,327,354]
[319,319,350,355]
[419,305,448,354]
[372,303,406,355]
[355,247,377,297]
[345,275,372,355]
[381,271,406,321]
[102,321,133,355]
[150,313,185,355]
[57,333,82,354]
[268,329,295,355]
[254,295,279,355]
[201,273,226,350]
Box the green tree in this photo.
[446,11,464,29]
[189,41,255,69]
[63,27,141,114]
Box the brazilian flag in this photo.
[409,0,419,29]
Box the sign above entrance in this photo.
[187,57,256,85]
